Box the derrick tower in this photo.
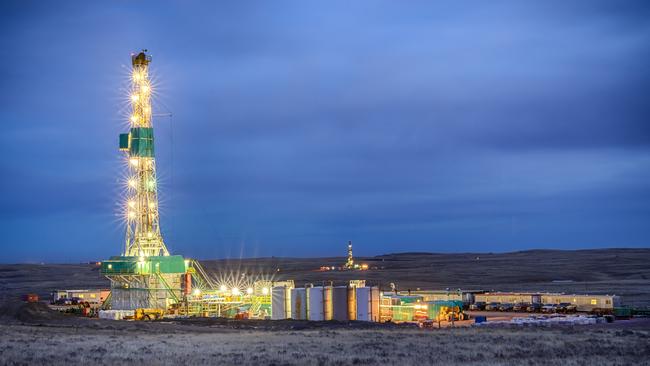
[120,51,168,257]
[101,50,186,310]
[345,241,354,269]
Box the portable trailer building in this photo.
[398,291,462,302]
[383,294,425,306]
[474,292,544,305]
[541,294,619,312]
[52,289,110,304]
[474,292,619,312]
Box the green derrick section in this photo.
[101,255,186,275]
[119,133,130,150]
[119,128,155,157]
[129,127,155,157]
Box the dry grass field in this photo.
[1,319,649,365]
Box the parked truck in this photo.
[126,308,165,321]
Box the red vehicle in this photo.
[22,294,39,303]
[234,311,250,320]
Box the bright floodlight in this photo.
[232,287,240,295]
[246,287,253,295]
[262,287,269,295]
[119,50,169,258]
[220,285,227,292]
[192,289,201,296]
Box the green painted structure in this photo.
[101,255,186,275]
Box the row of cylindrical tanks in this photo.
[271,286,380,321]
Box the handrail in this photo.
[190,260,216,290]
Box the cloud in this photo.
[1,0,649,261]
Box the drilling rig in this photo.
[345,241,354,269]
[98,51,271,317]
[121,51,168,258]
[101,51,187,310]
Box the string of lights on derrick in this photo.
[119,50,169,258]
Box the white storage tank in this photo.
[271,286,291,320]
[347,286,357,320]
[323,286,333,321]
[307,286,324,320]
[332,286,348,321]
[356,286,380,321]
[290,288,307,320]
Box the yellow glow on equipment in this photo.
[103,51,193,315]
[345,241,354,269]
[119,50,169,257]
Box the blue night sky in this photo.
[1,1,649,263]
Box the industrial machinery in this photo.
[427,300,465,322]
[380,295,465,323]
[101,50,191,311]
[99,51,272,318]
[344,241,354,269]
[135,308,164,321]
[120,50,168,258]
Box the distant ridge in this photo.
[375,248,648,258]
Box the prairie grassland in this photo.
[1,322,649,366]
